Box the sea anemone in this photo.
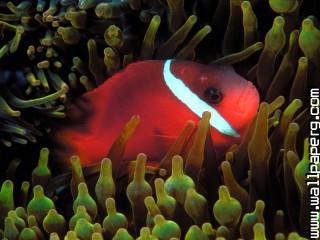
[0,100,312,239]
[0,116,311,239]
[0,0,318,239]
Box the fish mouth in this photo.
[237,82,260,114]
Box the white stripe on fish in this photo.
[163,59,240,138]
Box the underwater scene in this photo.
[0,0,319,239]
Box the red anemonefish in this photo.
[52,60,259,166]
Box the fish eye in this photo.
[204,87,223,104]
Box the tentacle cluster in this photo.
[0,0,317,147]
[0,97,312,239]
[0,0,212,147]
[0,0,317,239]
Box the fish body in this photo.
[52,60,259,166]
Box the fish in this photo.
[51,59,260,167]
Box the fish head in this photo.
[168,60,260,148]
